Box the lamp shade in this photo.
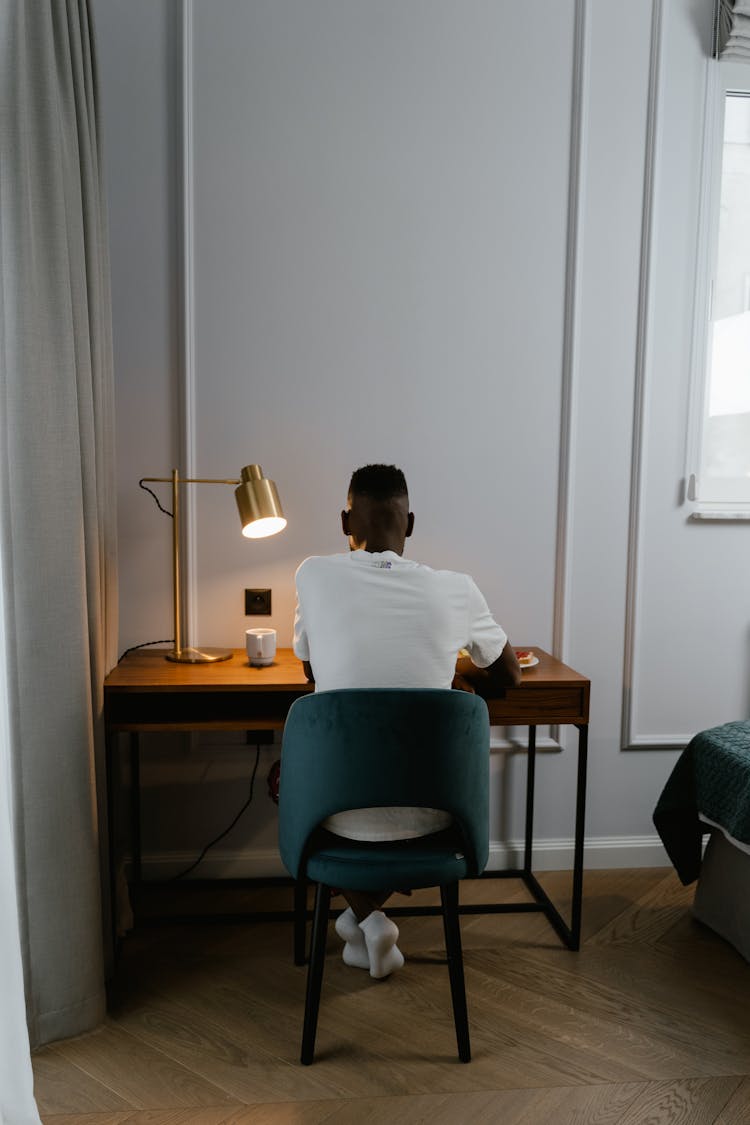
[235,464,287,538]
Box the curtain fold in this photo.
[0,0,117,1051]
[715,0,750,59]
[0,596,40,1125]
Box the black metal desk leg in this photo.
[569,723,588,950]
[105,725,118,955]
[523,725,537,874]
[130,733,142,885]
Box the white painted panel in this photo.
[631,0,750,741]
[190,0,575,654]
[543,0,681,840]
[567,0,655,698]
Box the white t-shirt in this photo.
[293,550,507,841]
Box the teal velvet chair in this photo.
[278,688,490,1064]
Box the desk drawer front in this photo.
[488,687,588,726]
[105,690,307,730]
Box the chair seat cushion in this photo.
[305,829,473,890]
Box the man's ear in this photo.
[341,509,350,536]
[406,512,415,538]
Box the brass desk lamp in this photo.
[140,464,286,663]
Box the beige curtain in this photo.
[0,0,118,1050]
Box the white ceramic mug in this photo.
[246,627,277,666]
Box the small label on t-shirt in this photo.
[371,560,392,568]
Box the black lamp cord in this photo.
[121,479,262,882]
[138,478,173,517]
[168,745,262,881]
[118,481,176,662]
[119,639,174,662]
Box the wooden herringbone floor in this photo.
[32,869,750,1124]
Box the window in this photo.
[689,65,750,515]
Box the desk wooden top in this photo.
[105,647,589,725]
[105,647,312,692]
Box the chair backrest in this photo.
[278,688,490,880]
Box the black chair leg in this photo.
[440,881,471,1062]
[293,877,308,965]
[301,882,330,1065]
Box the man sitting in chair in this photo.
[293,463,521,978]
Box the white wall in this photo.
[94,0,750,878]
[95,0,182,652]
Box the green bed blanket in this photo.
[653,720,750,885]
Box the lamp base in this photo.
[165,646,233,664]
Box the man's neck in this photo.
[351,538,404,555]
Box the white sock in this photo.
[359,910,405,979]
[334,907,369,970]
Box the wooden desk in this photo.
[104,647,312,731]
[104,646,589,950]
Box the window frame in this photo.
[686,61,750,519]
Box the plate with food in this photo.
[515,650,539,670]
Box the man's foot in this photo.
[359,910,405,979]
[334,907,370,970]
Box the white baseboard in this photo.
[490,734,562,753]
[130,834,670,881]
[485,834,669,871]
[136,849,287,881]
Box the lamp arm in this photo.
[140,475,241,656]
[140,476,240,485]
[172,471,181,654]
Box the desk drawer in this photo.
[105,689,308,731]
[488,687,589,726]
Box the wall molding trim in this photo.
[684,60,721,510]
[180,0,199,641]
[553,0,589,671]
[130,834,671,881]
[621,0,666,750]
[627,734,690,750]
[177,2,592,686]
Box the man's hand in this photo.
[453,642,522,699]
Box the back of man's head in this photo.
[348,464,408,503]
[344,464,413,553]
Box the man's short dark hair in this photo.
[349,464,408,501]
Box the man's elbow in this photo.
[485,667,520,697]
[486,649,522,694]
[496,666,521,691]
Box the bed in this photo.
[653,719,750,961]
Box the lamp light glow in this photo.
[242,516,288,539]
[234,464,286,537]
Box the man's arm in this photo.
[293,571,314,683]
[453,641,522,699]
